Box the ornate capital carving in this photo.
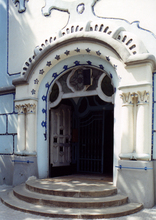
[15,105,26,114]
[137,91,149,104]
[120,92,134,105]
[25,104,36,113]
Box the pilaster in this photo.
[15,101,37,155]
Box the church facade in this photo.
[1,0,156,208]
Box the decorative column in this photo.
[120,92,134,156]
[15,105,26,153]
[136,91,150,157]
[25,104,36,153]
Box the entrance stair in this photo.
[0,175,143,219]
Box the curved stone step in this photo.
[1,190,143,219]
[26,178,117,197]
[13,184,128,208]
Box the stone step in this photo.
[13,184,128,208]
[26,178,117,197]
[1,190,143,219]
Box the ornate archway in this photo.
[13,19,155,196]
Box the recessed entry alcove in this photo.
[48,67,114,177]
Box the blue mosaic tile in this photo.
[42,109,46,114]
[74,61,80,66]
[46,61,52,67]
[39,69,44,75]
[52,72,58,78]
[34,79,39,84]
[99,64,104,70]
[45,82,50,88]
[86,48,91,53]
[75,48,80,52]
[106,56,110,61]
[41,121,46,127]
[55,55,60,60]
[96,51,101,56]
[31,89,36,95]
[114,65,117,70]
[110,73,113,78]
[63,65,68,70]
[64,50,70,55]
[44,133,47,140]
[42,95,47,101]
[87,61,92,65]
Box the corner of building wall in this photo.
[116,159,155,208]
[12,155,38,186]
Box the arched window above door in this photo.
[49,67,114,108]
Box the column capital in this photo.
[15,105,26,114]
[137,91,149,104]
[25,103,36,114]
[120,92,135,106]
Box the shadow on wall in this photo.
[0,155,14,185]
[116,163,154,208]
[9,1,69,75]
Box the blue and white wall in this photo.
[1,0,156,187]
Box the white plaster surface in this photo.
[116,160,154,208]
[0,185,156,220]
[0,94,14,114]
[8,114,18,133]
[0,135,14,154]
[0,115,6,134]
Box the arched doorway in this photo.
[49,67,114,177]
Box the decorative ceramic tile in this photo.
[52,72,58,78]
[110,73,113,78]
[45,82,50,88]
[96,50,101,56]
[42,95,47,101]
[34,79,39,84]
[63,65,68,70]
[41,121,46,127]
[46,61,52,67]
[86,48,91,53]
[31,89,36,95]
[75,48,80,53]
[74,61,80,66]
[64,50,70,56]
[42,109,46,114]
[106,56,110,61]
[39,69,44,75]
[99,64,104,70]
[55,55,60,60]
[87,61,92,65]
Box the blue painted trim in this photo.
[7,0,20,76]
[42,61,116,140]
[115,165,153,171]
[12,160,34,163]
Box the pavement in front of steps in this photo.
[0,185,156,220]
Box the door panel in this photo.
[50,104,71,167]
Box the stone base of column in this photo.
[12,155,38,186]
[116,160,154,208]
[119,152,150,160]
